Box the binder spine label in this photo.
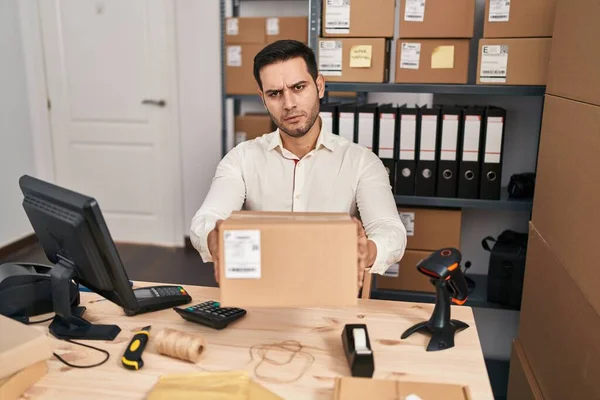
[400,43,421,70]
[339,112,355,142]
[484,117,504,163]
[404,0,426,22]
[463,115,481,162]
[379,114,395,159]
[324,0,350,34]
[489,0,510,22]
[319,41,343,76]
[441,115,459,161]
[399,114,416,160]
[480,45,508,83]
[420,115,438,161]
[358,113,374,150]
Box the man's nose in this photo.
[282,90,296,111]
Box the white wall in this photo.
[0,0,36,248]
[175,0,223,234]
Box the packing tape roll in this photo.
[154,327,205,363]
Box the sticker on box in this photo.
[266,17,280,35]
[383,263,399,278]
[224,230,261,279]
[489,0,510,22]
[404,0,426,22]
[400,43,421,70]
[226,18,239,35]
[325,0,350,34]
[399,212,415,236]
[227,46,242,67]
[480,45,508,83]
[319,41,343,76]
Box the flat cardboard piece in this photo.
[234,114,275,143]
[225,44,263,95]
[507,340,544,400]
[0,315,53,380]
[321,0,395,38]
[483,0,557,38]
[476,38,552,85]
[531,95,600,315]
[319,38,390,83]
[398,207,462,251]
[395,39,470,84]
[377,249,434,293]
[218,211,358,308]
[547,0,600,107]
[0,361,48,400]
[225,17,266,45]
[333,377,473,400]
[518,224,600,400]
[265,17,308,45]
[399,0,475,38]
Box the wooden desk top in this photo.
[24,281,494,400]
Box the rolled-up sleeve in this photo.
[355,150,407,275]
[190,146,246,262]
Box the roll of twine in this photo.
[154,328,205,363]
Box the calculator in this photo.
[174,301,247,330]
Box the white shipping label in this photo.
[400,43,421,70]
[266,17,280,35]
[440,115,459,161]
[480,45,508,83]
[226,18,239,35]
[320,111,333,134]
[325,0,351,34]
[358,113,374,150]
[419,115,437,161]
[224,230,261,279]
[383,263,399,278]
[339,112,355,142]
[399,212,415,236]
[235,131,247,145]
[399,115,416,160]
[227,46,242,67]
[405,0,426,22]
[462,116,481,162]
[379,114,396,159]
[489,0,511,22]
[484,117,504,163]
[319,41,343,76]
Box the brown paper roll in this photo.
[154,328,205,363]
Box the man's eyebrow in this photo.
[264,87,283,95]
[287,80,308,88]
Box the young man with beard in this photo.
[190,40,406,291]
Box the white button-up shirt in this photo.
[190,124,407,275]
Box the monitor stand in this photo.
[49,258,121,340]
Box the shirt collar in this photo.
[267,116,335,152]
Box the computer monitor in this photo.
[19,175,191,340]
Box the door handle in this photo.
[141,99,166,107]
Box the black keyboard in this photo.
[174,301,246,330]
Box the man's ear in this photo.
[316,74,325,99]
[258,89,267,110]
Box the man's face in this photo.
[258,57,325,138]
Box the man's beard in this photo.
[266,98,320,139]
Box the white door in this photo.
[39,0,183,246]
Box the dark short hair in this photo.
[253,40,318,90]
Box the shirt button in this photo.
[295,194,301,199]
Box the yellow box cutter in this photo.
[122,325,151,370]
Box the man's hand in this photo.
[207,219,224,285]
[354,218,369,293]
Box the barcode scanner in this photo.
[401,248,470,352]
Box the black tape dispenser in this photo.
[342,324,374,377]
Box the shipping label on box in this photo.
[400,43,421,70]
[266,17,280,35]
[480,44,508,83]
[319,40,343,76]
[223,230,261,279]
[227,18,239,35]
[325,0,351,34]
[489,0,511,22]
[399,212,415,236]
[227,46,242,67]
[404,0,426,22]
[383,263,400,278]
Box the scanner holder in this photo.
[401,248,469,351]
[49,257,120,340]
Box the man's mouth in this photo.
[285,115,303,122]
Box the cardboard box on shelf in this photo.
[218,211,358,308]
[225,44,263,95]
[265,17,308,44]
[547,0,600,107]
[399,0,475,38]
[377,249,434,293]
[397,207,462,251]
[517,224,600,400]
[531,95,600,315]
[507,339,544,400]
[235,114,275,144]
[476,38,552,85]
[318,38,391,83]
[321,0,395,38]
[225,17,266,45]
[395,39,470,84]
[483,0,557,38]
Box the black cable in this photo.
[52,339,110,369]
